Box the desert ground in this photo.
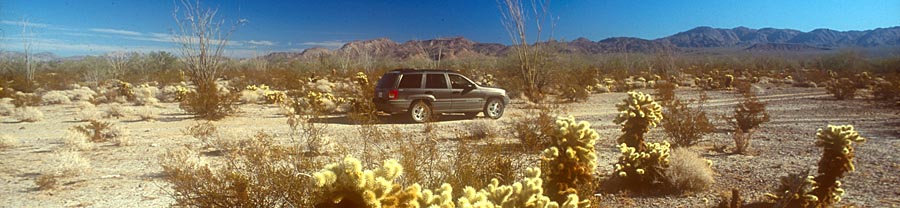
[1,84,899,208]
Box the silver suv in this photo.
[373,69,510,123]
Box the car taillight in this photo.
[388,89,399,100]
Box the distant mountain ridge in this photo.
[266,26,899,61]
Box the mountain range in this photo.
[266,26,900,61]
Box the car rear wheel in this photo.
[408,100,432,123]
[483,98,504,119]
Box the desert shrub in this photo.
[508,105,556,152]
[13,107,43,122]
[135,106,159,121]
[557,85,590,103]
[0,134,20,149]
[661,94,714,148]
[665,148,714,193]
[728,93,770,154]
[160,85,190,102]
[654,82,677,105]
[11,92,41,107]
[286,111,334,155]
[183,121,218,149]
[447,137,516,197]
[0,99,13,116]
[179,84,240,120]
[239,88,261,104]
[825,78,858,100]
[41,90,71,105]
[733,80,753,96]
[766,125,865,207]
[37,151,91,190]
[541,116,599,202]
[72,119,128,145]
[74,101,102,121]
[63,129,94,151]
[461,119,499,140]
[871,80,898,101]
[132,84,160,106]
[160,132,322,207]
[68,87,97,101]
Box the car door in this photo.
[449,74,483,111]
[424,73,453,112]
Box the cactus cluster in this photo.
[541,116,599,201]
[354,72,370,86]
[312,156,589,208]
[766,125,865,207]
[825,78,858,100]
[613,141,671,186]
[613,92,663,151]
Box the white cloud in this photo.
[89,28,143,36]
[0,20,50,28]
[301,40,346,48]
[246,40,275,46]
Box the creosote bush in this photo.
[509,105,557,152]
[728,92,770,154]
[665,148,714,193]
[661,93,714,148]
[825,78,858,100]
[179,85,240,120]
[766,125,865,208]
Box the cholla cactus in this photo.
[457,168,589,208]
[613,141,671,187]
[766,125,864,207]
[263,90,286,104]
[810,125,865,206]
[541,116,599,201]
[480,74,496,86]
[825,78,857,100]
[724,74,735,89]
[613,92,663,151]
[313,156,419,207]
[355,72,370,86]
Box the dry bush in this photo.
[63,129,94,151]
[135,106,159,121]
[462,119,499,140]
[179,86,240,120]
[0,134,20,149]
[0,99,13,116]
[666,148,715,193]
[728,93,770,154]
[37,151,91,190]
[68,87,97,102]
[72,120,128,145]
[104,103,130,119]
[445,136,516,197]
[508,105,556,152]
[159,132,322,207]
[661,94,714,148]
[13,107,43,122]
[41,90,71,105]
[654,82,677,105]
[74,101,102,121]
[825,78,858,100]
[133,85,161,106]
[871,80,898,101]
[183,121,218,149]
[286,112,334,155]
[11,92,41,107]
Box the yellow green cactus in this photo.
[724,74,735,89]
[766,125,865,207]
[613,91,663,151]
[355,72,369,86]
[541,116,599,201]
[312,156,419,207]
[613,141,671,186]
[457,167,589,208]
[263,90,286,104]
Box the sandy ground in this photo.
[1,85,899,208]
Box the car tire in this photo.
[408,100,432,123]
[483,98,505,119]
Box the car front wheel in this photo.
[408,100,432,123]
[483,98,504,119]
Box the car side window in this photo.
[449,74,473,89]
[397,74,422,89]
[425,74,448,89]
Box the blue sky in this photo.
[1,0,898,57]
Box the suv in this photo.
[373,69,510,123]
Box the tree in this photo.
[497,0,556,102]
[21,18,36,92]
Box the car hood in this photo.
[478,86,507,95]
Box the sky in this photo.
[1,0,898,58]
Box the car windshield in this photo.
[449,74,473,89]
[376,73,399,88]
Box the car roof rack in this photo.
[390,68,456,73]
